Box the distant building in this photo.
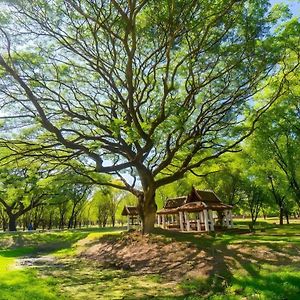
[121,205,141,230]
[157,187,233,232]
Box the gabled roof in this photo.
[164,196,187,209]
[158,188,232,214]
[207,203,233,210]
[187,187,221,203]
[178,201,205,212]
[157,207,179,215]
[121,205,139,216]
[157,196,187,215]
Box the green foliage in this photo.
[0,0,298,214]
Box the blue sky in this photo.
[270,0,300,16]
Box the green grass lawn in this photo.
[0,221,300,299]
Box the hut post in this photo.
[185,212,190,231]
[225,210,230,228]
[162,215,166,229]
[196,216,200,232]
[157,215,161,227]
[179,211,184,231]
[222,212,225,227]
[199,211,204,231]
[171,215,174,224]
[203,209,209,231]
[208,210,215,231]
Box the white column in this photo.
[199,211,204,231]
[185,212,190,231]
[196,217,200,232]
[162,215,166,228]
[171,215,174,224]
[157,215,161,226]
[127,215,130,230]
[225,210,229,228]
[179,211,184,231]
[203,209,209,231]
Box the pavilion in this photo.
[121,205,141,230]
[157,187,233,232]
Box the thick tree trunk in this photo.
[8,215,17,231]
[137,167,158,234]
[142,207,156,233]
[140,188,157,234]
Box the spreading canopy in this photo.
[0,0,299,232]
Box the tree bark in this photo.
[139,188,157,234]
[142,206,157,233]
[135,167,158,234]
[8,215,17,231]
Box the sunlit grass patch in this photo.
[0,269,64,300]
[0,247,36,273]
[0,255,14,272]
[224,265,300,300]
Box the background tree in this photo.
[0,164,60,231]
[0,0,299,232]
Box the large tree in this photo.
[0,0,299,232]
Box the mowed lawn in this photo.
[1,220,300,300]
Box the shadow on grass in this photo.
[2,225,300,299]
[151,226,300,299]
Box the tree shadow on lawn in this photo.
[3,227,300,300]
[82,230,212,281]
[10,227,298,299]
[154,228,300,299]
[34,257,182,300]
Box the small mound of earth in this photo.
[81,232,212,280]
